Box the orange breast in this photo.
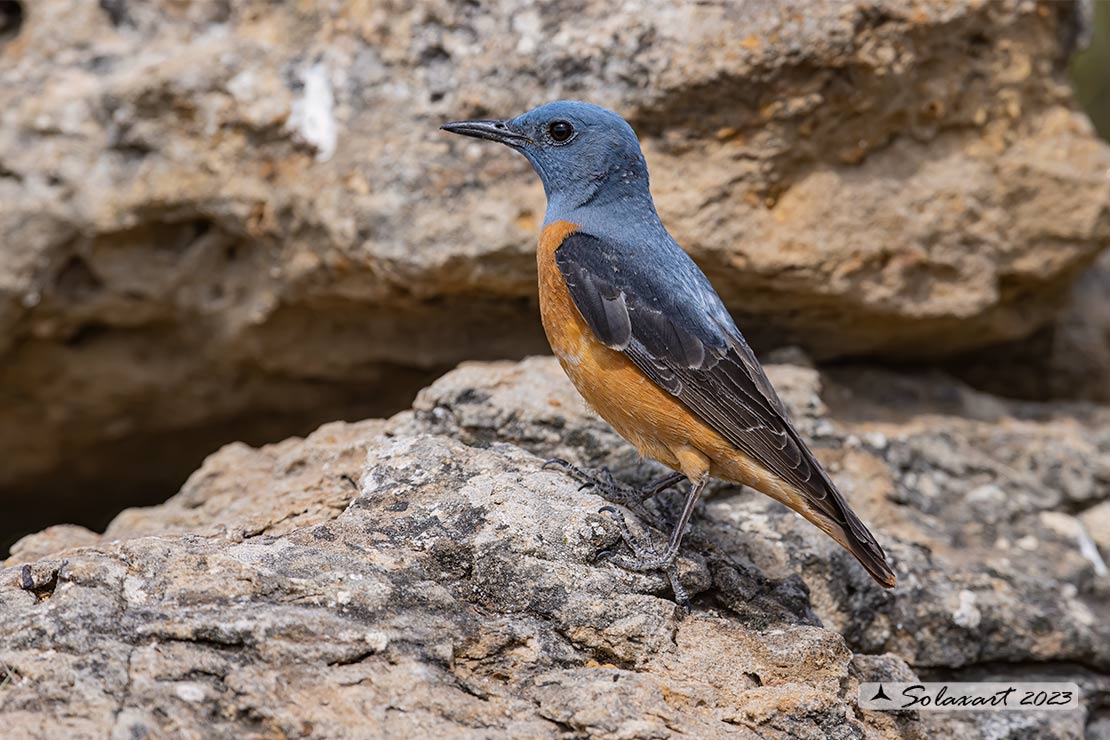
[537,222,710,477]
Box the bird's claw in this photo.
[668,568,691,612]
[597,503,687,608]
[598,506,666,565]
[550,461,693,608]
[593,548,617,563]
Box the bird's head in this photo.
[441,100,650,211]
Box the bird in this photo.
[441,101,896,602]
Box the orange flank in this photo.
[536,221,873,560]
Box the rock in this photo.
[1047,250,1110,402]
[2,0,1108,537]
[951,249,1110,404]
[5,524,100,565]
[0,426,903,739]
[2,356,1105,738]
[1079,499,1110,558]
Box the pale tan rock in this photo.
[1080,499,1110,556]
[0,426,914,740]
[6,524,100,565]
[1,0,1108,530]
[3,356,1103,738]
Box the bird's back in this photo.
[544,208,896,588]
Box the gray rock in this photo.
[953,250,1110,404]
[2,357,1104,738]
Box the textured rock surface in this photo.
[952,249,1110,403]
[2,0,1109,537]
[2,357,1107,738]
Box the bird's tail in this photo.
[768,484,898,587]
[720,440,897,587]
[807,484,897,588]
[830,502,897,588]
[773,467,897,588]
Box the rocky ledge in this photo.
[2,357,1108,738]
[3,0,1109,530]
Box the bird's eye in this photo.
[548,120,574,143]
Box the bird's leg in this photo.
[601,472,708,574]
[641,471,689,498]
[595,504,688,609]
[541,458,684,520]
[544,458,704,608]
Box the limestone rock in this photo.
[1048,250,1110,402]
[0,427,908,739]
[2,0,1108,535]
[952,249,1110,403]
[2,356,1105,738]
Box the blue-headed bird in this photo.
[442,101,896,603]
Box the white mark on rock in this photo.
[123,574,148,606]
[288,62,337,162]
[1070,598,1096,626]
[1042,512,1108,578]
[952,589,981,629]
[967,483,1005,504]
[1076,522,1108,577]
[174,682,206,703]
[365,631,389,652]
[512,11,543,55]
[227,69,259,104]
[863,432,887,450]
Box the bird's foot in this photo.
[597,505,690,610]
[542,458,693,609]
[541,458,683,523]
[541,457,638,503]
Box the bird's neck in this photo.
[544,181,662,232]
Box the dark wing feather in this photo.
[555,232,895,587]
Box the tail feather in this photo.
[817,490,896,588]
[836,506,897,588]
[786,470,897,588]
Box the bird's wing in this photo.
[555,231,895,587]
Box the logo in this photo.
[858,682,1080,711]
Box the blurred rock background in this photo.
[1,0,1108,554]
[2,1,1110,737]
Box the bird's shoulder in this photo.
[554,227,792,418]
[554,227,737,348]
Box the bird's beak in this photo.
[440,119,531,147]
